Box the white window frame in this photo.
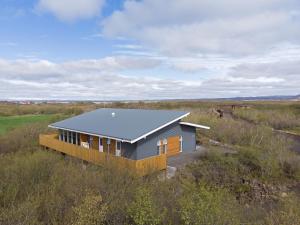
[163,138,167,154]
[157,140,161,155]
[180,136,183,152]
[88,136,93,149]
[116,141,121,156]
[66,131,69,143]
[99,138,103,152]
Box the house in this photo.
[39,108,209,175]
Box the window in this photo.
[77,133,80,145]
[157,140,161,155]
[72,132,76,144]
[68,131,72,143]
[180,136,183,152]
[59,130,63,141]
[99,138,103,152]
[64,130,67,142]
[116,141,121,156]
[86,135,93,149]
[116,141,121,150]
[163,138,167,154]
[157,139,167,155]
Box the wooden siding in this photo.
[167,136,180,157]
[39,134,166,176]
[80,133,88,142]
[92,136,99,150]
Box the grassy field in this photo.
[0,101,299,225]
[0,114,57,135]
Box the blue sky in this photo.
[0,0,300,100]
[0,0,122,60]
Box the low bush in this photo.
[0,123,50,154]
[127,187,162,225]
[178,182,241,225]
[265,194,300,225]
[233,108,300,130]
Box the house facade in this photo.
[39,108,209,175]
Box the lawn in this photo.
[0,114,55,135]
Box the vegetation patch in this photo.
[0,114,56,135]
[0,101,299,225]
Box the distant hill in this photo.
[218,94,300,101]
[1,94,299,103]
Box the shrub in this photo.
[265,194,300,225]
[281,156,300,180]
[178,183,240,225]
[127,187,162,225]
[0,123,49,154]
[233,108,300,130]
[0,198,39,225]
[72,191,107,225]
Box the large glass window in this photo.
[59,129,63,141]
[116,141,121,150]
[64,130,67,142]
[72,132,76,144]
[68,131,72,143]
[86,135,93,149]
[99,138,103,152]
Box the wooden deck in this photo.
[39,134,167,176]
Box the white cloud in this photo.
[36,0,105,22]
[102,0,300,56]
[0,55,299,100]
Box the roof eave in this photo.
[179,122,210,130]
[48,125,132,143]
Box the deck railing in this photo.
[39,134,166,176]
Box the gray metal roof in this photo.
[49,108,189,143]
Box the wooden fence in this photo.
[39,134,167,176]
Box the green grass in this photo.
[0,114,55,135]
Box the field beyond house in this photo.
[0,114,55,135]
[0,101,299,225]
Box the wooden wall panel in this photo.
[40,134,167,176]
[92,136,99,150]
[103,138,108,153]
[80,134,88,143]
[167,136,180,157]
[110,139,116,155]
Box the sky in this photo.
[0,0,300,100]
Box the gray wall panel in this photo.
[121,142,137,160]
[133,121,196,160]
